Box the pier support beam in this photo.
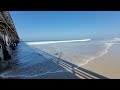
[0,11,19,60]
[0,38,11,60]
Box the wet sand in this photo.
[82,44,120,79]
[1,42,119,79]
[32,72,79,79]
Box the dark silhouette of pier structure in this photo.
[0,11,19,60]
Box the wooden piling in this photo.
[0,11,19,60]
[0,37,11,60]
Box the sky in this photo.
[10,11,120,41]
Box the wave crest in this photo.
[26,39,91,45]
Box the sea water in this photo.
[0,38,120,78]
[26,38,120,66]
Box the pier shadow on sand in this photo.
[0,42,109,79]
[33,46,109,79]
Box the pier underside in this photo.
[0,11,19,60]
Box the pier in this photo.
[0,11,19,60]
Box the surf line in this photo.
[26,39,91,45]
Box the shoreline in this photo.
[79,42,115,67]
[81,44,120,79]
[0,41,120,79]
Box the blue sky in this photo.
[10,11,120,41]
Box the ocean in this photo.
[0,38,120,79]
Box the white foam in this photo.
[78,41,120,67]
[109,38,120,43]
[113,38,120,41]
[1,38,120,78]
[26,39,91,45]
[26,38,120,67]
[26,37,120,70]
[0,70,67,78]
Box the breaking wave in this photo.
[26,39,91,45]
[0,38,120,79]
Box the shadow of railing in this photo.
[35,48,109,79]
